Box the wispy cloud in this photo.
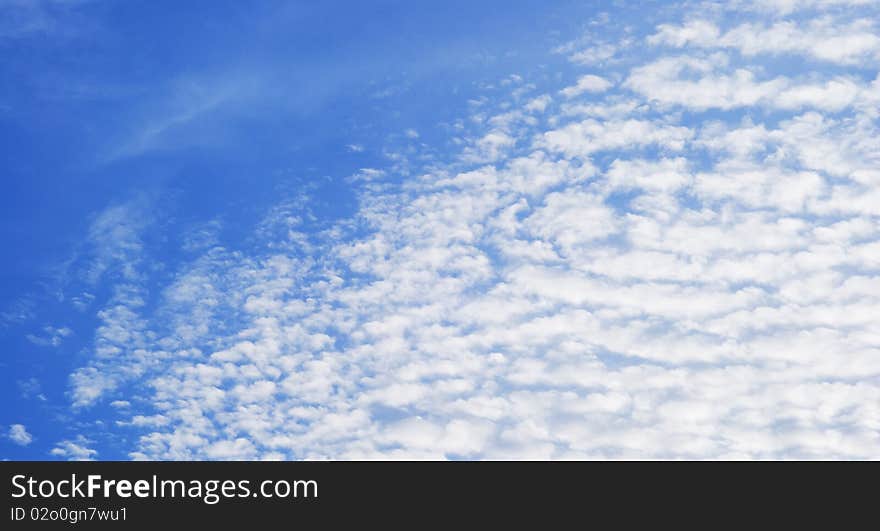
[26,325,72,347]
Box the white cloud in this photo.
[81,198,151,284]
[743,0,876,15]
[567,43,620,65]
[8,424,33,446]
[648,19,721,47]
[624,55,789,110]
[50,436,97,461]
[463,130,516,162]
[540,118,693,157]
[774,78,863,111]
[649,17,880,64]
[605,157,691,193]
[560,74,613,98]
[524,94,551,113]
[625,54,875,112]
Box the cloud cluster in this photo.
[61,1,880,459]
[649,17,880,64]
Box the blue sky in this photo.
[2,0,880,460]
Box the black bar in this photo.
[1,461,875,527]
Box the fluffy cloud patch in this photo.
[560,74,613,98]
[8,424,33,446]
[50,436,97,461]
